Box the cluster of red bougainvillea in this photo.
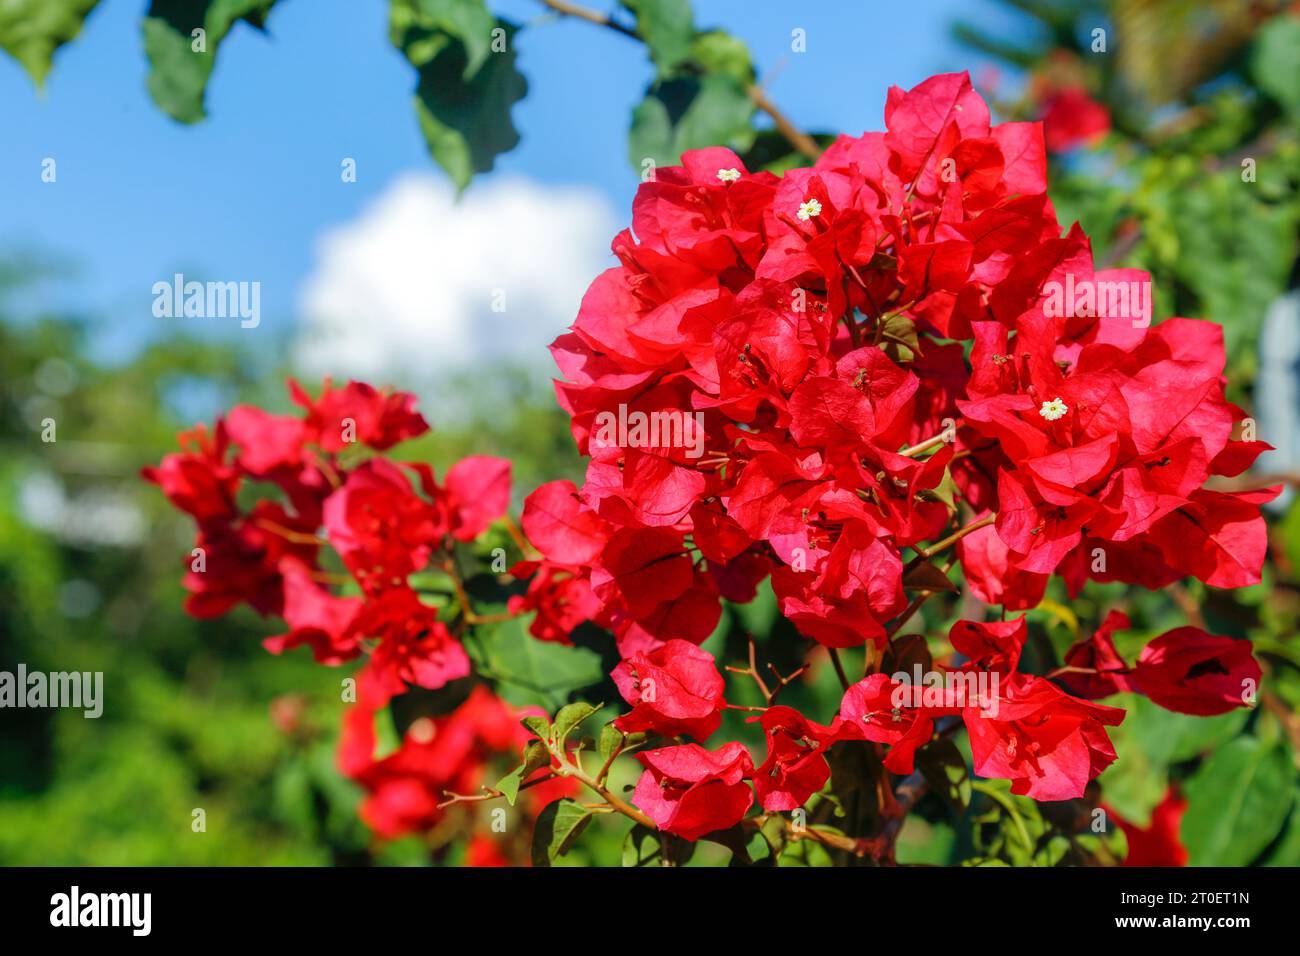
[147,72,1270,861]
[143,378,575,841]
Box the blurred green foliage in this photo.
[0,265,584,865]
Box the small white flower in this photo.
[716,167,741,183]
[1039,397,1069,421]
[797,198,823,221]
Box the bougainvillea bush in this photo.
[147,73,1276,867]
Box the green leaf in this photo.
[1251,15,1300,115]
[621,822,661,866]
[628,74,755,171]
[622,0,694,76]
[531,797,593,866]
[495,738,551,806]
[915,468,959,517]
[916,736,971,813]
[1263,789,1300,866]
[391,0,494,76]
[598,722,624,765]
[1181,736,1294,866]
[1099,694,1248,821]
[469,615,605,712]
[689,29,753,84]
[0,0,100,87]
[553,701,599,746]
[143,0,278,124]
[520,715,551,740]
[390,1,527,191]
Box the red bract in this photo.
[1131,627,1262,716]
[142,422,239,529]
[323,459,442,589]
[1059,610,1135,700]
[750,706,839,811]
[543,70,1273,669]
[289,377,429,452]
[613,639,726,741]
[1108,788,1189,867]
[838,674,934,774]
[340,685,567,841]
[1039,86,1111,153]
[632,742,755,840]
[146,379,537,848]
[965,674,1124,801]
[506,559,602,644]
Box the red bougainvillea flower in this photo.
[323,459,444,589]
[749,705,840,811]
[1059,610,1136,699]
[964,673,1125,801]
[147,65,1280,857]
[340,685,571,841]
[142,422,240,529]
[838,674,935,774]
[506,559,603,644]
[613,639,727,741]
[947,616,1028,677]
[540,68,1274,677]
[181,502,318,619]
[289,377,428,452]
[1039,85,1111,152]
[1107,787,1189,867]
[352,587,472,705]
[632,742,754,840]
[1131,627,1261,716]
[263,559,364,664]
[147,379,538,847]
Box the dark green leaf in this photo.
[621,822,661,866]
[1181,736,1293,866]
[622,0,694,76]
[391,1,527,190]
[144,0,278,124]
[1263,789,1300,866]
[916,736,971,813]
[391,0,494,76]
[532,797,593,866]
[903,559,958,593]
[469,615,605,712]
[628,74,755,171]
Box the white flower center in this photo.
[797,198,823,221]
[1039,397,1069,421]
[716,167,741,183]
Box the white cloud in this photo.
[294,173,617,382]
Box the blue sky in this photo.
[0,0,1019,362]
